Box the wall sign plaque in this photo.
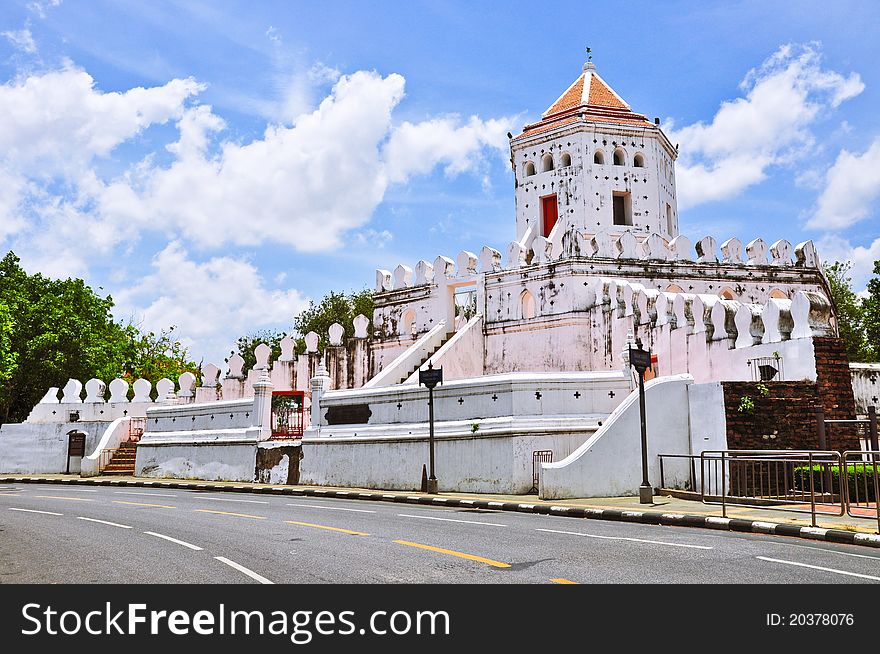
[325,404,372,425]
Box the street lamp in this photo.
[628,344,653,504]
[419,361,443,494]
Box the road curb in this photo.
[2,476,878,549]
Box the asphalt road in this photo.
[1,483,878,584]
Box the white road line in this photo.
[8,508,62,516]
[45,488,97,492]
[398,513,507,527]
[756,556,880,581]
[115,491,177,498]
[765,541,880,562]
[214,556,274,584]
[536,527,714,550]
[144,531,203,551]
[286,503,376,514]
[78,517,132,529]
[202,497,269,505]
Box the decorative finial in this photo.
[583,46,596,72]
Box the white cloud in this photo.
[84,70,515,253]
[0,64,202,177]
[808,137,880,230]
[114,242,309,364]
[815,233,880,292]
[2,28,37,54]
[0,62,515,359]
[667,43,863,209]
[383,115,513,183]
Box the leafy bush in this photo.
[793,463,880,502]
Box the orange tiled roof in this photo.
[513,64,651,142]
[586,74,627,110]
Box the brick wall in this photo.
[721,337,860,452]
[721,381,821,451]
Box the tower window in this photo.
[524,162,536,177]
[560,153,571,167]
[593,150,605,165]
[541,194,558,237]
[633,153,645,168]
[521,290,536,320]
[612,192,632,226]
[613,148,625,166]
[541,153,554,172]
[666,203,674,235]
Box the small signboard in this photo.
[419,366,443,389]
[629,347,652,372]
[324,404,372,425]
[67,433,86,457]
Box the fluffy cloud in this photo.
[0,61,515,359]
[85,69,516,253]
[114,242,309,364]
[384,115,513,183]
[808,137,880,230]
[667,43,863,209]
[816,234,880,292]
[0,65,202,176]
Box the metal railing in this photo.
[530,450,553,494]
[659,449,880,531]
[842,450,880,533]
[817,405,877,453]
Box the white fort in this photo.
[2,59,872,499]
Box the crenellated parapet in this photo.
[597,281,834,349]
[26,374,194,424]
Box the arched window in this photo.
[524,161,536,177]
[593,150,605,165]
[769,289,788,299]
[521,290,536,320]
[719,287,735,300]
[560,153,572,167]
[666,284,684,293]
[633,153,645,168]
[541,153,554,172]
[613,148,626,166]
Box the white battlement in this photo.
[375,230,820,292]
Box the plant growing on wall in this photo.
[738,395,755,414]
[756,383,770,397]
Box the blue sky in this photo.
[1,0,879,365]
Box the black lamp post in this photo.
[628,345,653,504]
[419,362,443,494]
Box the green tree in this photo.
[234,329,285,373]
[0,252,199,423]
[863,260,880,362]
[116,325,201,390]
[0,301,17,388]
[292,289,373,353]
[824,261,869,362]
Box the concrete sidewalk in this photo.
[2,473,878,538]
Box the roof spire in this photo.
[583,46,596,72]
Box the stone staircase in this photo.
[102,440,138,475]
[396,331,454,385]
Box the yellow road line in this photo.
[34,495,93,502]
[393,539,510,568]
[113,500,176,509]
[196,509,266,520]
[551,578,578,584]
[285,520,369,536]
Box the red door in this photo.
[542,194,558,237]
